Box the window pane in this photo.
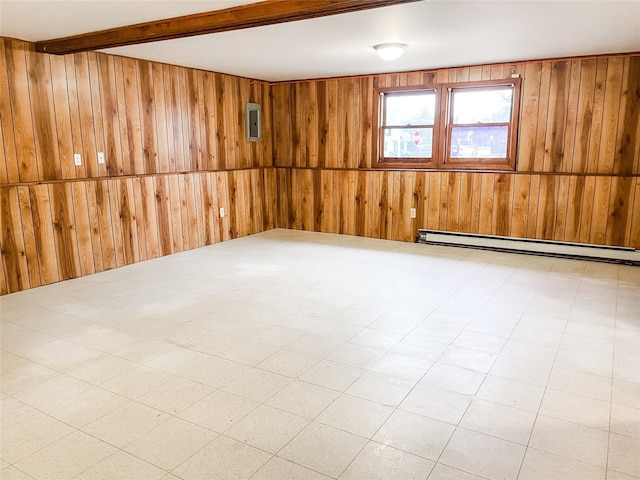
[450,126,508,158]
[384,128,433,158]
[452,88,512,124]
[385,93,436,126]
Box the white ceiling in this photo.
[1,0,639,82]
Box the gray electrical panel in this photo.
[246,103,261,142]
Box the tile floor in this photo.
[1,228,639,480]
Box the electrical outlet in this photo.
[410,208,416,219]
[220,207,225,218]
[74,153,82,166]
[97,152,105,164]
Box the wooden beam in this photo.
[35,0,423,55]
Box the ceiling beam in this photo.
[35,0,423,55]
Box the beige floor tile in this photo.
[346,370,413,406]
[14,431,115,480]
[0,411,74,464]
[218,340,280,366]
[427,464,486,479]
[182,356,251,388]
[74,451,165,480]
[460,398,536,444]
[83,401,170,448]
[438,345,497,373]
[439,428,525,480]
[420,364,486,395]
[220,368,292,402]
[547,366,612,402]
[489,355,551,386]
[137,376,213,414]
[529,415,609,467]
[554,349,613,378]
[68,354,138,385]
[125,417,216,470]
[608,433,640,477]
[1,396,39,430]
[144,348,212,375]
[400,384,472,425]
[250,325,304,348]
[299,360,364,392]
[0,362,60,396]
[37,344,104,372]
[100,365,173,399]
[340,441,435,480]
[225,405,309,453]
[265,380,340,419]
[286,334,344,358]
[172,435,271,480]
[518,448,606,480]
[612,379,640,408]
[1,465,36,480]
[257,349,320,377]
[370,352,433,381]
[252,457,331,480]
[606,470,640,480]
[453,331,507,354]
[279,422,367,478]
[539,388,611,431]
[374,410,455,460]
[349,328,404,350]
[475,374,544,412]
[317,394,393,438]
[40,386,128,428]
[13,374,93,410]
[500,338,557,365]
[179,390,259,432]
[326,343,387,369]
[2,230,639,480]
[610,403,640,439]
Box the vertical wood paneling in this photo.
[1,187,30,292]
[0,39,19,184]
[2,39,639,294]
[29,184,60,284]
[16,185,40,288]
[5,39,39,182]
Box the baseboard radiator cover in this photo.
[416,230,640,266]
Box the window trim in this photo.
[373,78,522,171]
[373,85,440,169]
[440,79,521,171]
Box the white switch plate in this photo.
[97,152,105,164]
[220,207,225,218]
[74,153,82,166]
[410,208,416,219]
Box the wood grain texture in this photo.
[1,169,273,293]
[1,39,639,295]
[275,168,637,250]
[36,0,421,54]
[1,39,271,183]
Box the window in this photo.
[373,79,521,170]
[376,88,438,168]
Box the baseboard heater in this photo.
[416,230,640,266]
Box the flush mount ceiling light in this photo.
[373,43,408,61]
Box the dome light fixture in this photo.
[373,43,408,61]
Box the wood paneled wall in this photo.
[0,37,272,183]
[0,38,275,294]
[274,169,640,248]
[272,54,640,247]
[1,170,277,294]
[2,36,639,295]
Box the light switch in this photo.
[97,152,105,164]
